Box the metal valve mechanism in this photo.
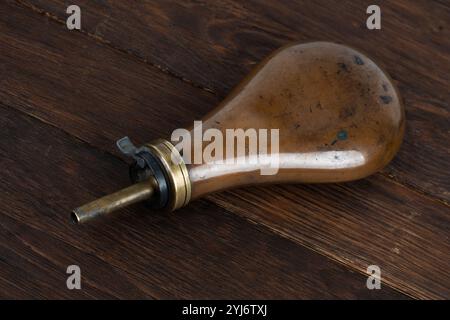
[71,137,191,224]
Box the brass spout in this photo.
[72,177,157,224]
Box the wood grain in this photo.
[211,181,450,299]
[0,0,448,299]
[18,0,450,202]
[0,103,407,299]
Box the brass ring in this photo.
[146,139,191,211]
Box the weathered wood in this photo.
[0,215,140,299]
[18,0,450,202]
[212,181,450,299]
[0,104,407,299]
[0,1,448,298]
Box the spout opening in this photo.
[70,210,81,225]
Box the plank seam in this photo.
[13,0,217,95]
[206,195,425,299]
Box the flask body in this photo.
[183,42,405,199]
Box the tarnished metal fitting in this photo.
[71,138,191,224]
[145,139,191,211]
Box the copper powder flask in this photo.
[72,41,405,224]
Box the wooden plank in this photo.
[0,1,217,150]
[0,104,407,299]
[18,0,450,202]
[0,216,139,299]
[211,181,450,299]
[1,1,448,298]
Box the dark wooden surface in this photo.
[0,0,448,299]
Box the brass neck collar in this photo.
[144,139,191,211]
